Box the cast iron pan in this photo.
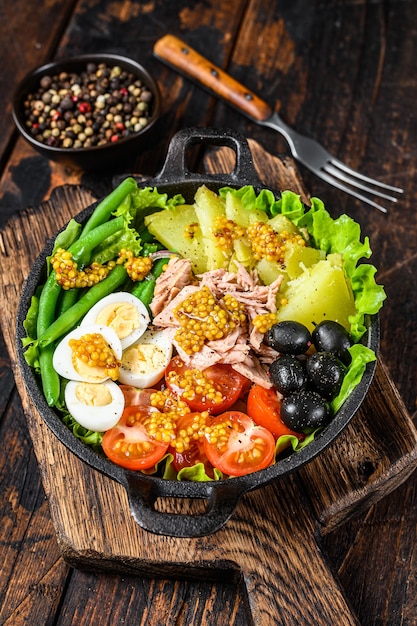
[15,127,379,537]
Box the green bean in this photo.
[38,264,128,348]
[69,215,124,265]
[151,257,171,278]
[80,177,137,237]
[131,278,156,310]
[36,273,61,406]
[52,218,82,255]
[38,344,60,406]
[37,272,61,335]
[56,287,79,317]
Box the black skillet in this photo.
[15,127,379,537]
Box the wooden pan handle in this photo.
[153,34,272,122]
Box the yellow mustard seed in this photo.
[170,411,210,453]
[51,248,114,290]
[252,312,277,334]
[184,222,200,240]
[247,222,285,263]
[172,286,247,355]
[69,332,120,380]
[144,410,176,443]
[167,368,224,405]
[124,255,152,282]
[150,388,191,416]
[212,216,245,250]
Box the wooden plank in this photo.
[1,1,416,623]
[0,0,77,165]
[0,392,69,625]
[1,140,416,625]
[338,480,417,625]
[0,0,251,216]
[59,569,249,626]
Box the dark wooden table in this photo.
[1,1,417,624]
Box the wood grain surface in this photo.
[1,141,416,626]
[1,1,417,625]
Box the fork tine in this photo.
[315,170,389,213]
[328,158,404,194]
[323,163,400,203]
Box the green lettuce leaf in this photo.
[162,452,223,481]
[62,413,104,453]
[331,344,376,413]
[275,430,317,459]
[130,186,185,211]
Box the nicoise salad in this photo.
[21,178,385,479]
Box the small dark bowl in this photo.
[12,53,161,171]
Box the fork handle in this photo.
[153,34,273,122]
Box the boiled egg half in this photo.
[81,291,150,349]
[118,328,173,388]
[53,324,123,383]
[64,379,125,432]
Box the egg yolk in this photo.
[122,343,167,376]
[95,302,140,340]
[75,382,113,407]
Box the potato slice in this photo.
[277,258,356,332]
[145,205,208,274]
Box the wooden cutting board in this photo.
[2,140,417,625]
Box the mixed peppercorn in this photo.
[22,62,154,149]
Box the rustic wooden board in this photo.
[2,140,417,625]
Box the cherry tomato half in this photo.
[165,356,249,415]
[247,384,302,440]
[203,411,275,477]
[169,410,210,458]
[102,405,169,471]
[119,385,158,407]
[169,412,215,478]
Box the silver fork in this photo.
[154,35,404,213]
[260,114,403,213]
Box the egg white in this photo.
[118,328,173,388]
[65,379,125,432]
[81,291,150,349]
[53,324,123,383]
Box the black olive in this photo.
[269,355,308,396]
[281,390,331,432]
[306,352,345,400]
[312,320,353,364]
[264,320,312,355]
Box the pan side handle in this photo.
[125,473,248,537]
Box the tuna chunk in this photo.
[150,257,194,316]
[232,355,272,389]
[152,285,200,327]
[152,260,284,388]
